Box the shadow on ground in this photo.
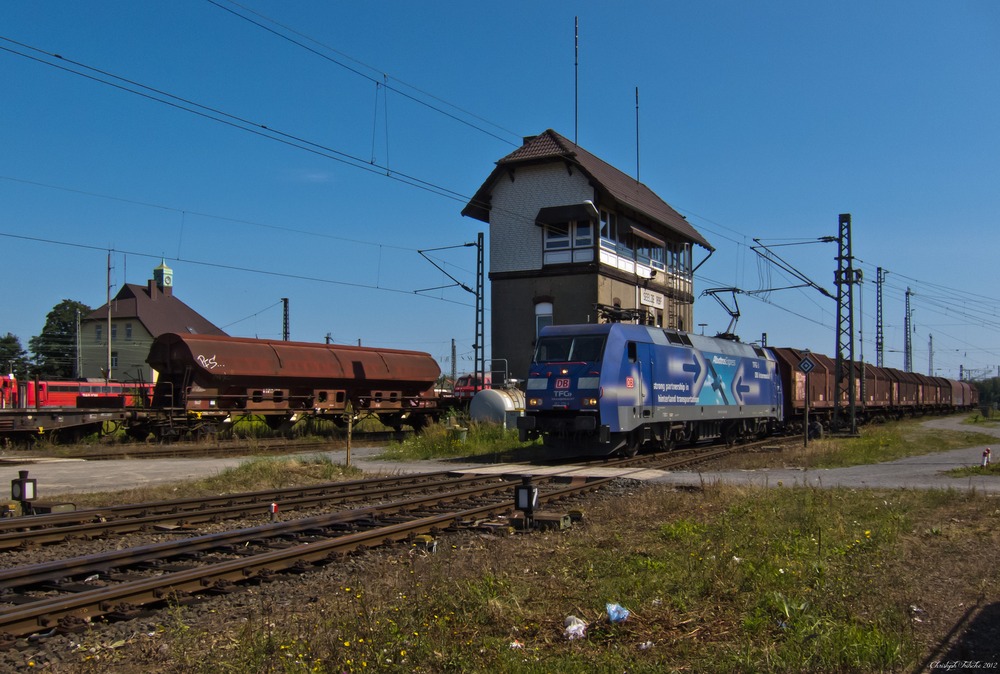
[915,601,1000,671]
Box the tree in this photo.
[29,299,91,379]
[0,333,30,378]
[975,377,1000,415]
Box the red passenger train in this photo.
[0,376,152,410]
[0,375,153,442]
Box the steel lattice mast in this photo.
[474,232,486,393]
[832,214,861,434]
[875,267,886,368]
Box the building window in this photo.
[543,223,571,250]
[599,209,691,277]
[111,324,117,341]
[636,237,657,267]
[535,302,553,339]
[543,221,594,265]
[666,242,691,274]
[125,323,133,340]
[95,324,102,342]
[110,352,119,368]
[600,210,617,248]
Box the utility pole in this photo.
[451,338,457,387]
[875,267,886,367]
[281,298,289,341]
[75,309,82,379]
[832,214,861,435]
[904,288,913,372]
[474,232,486,394]
[928,334,934,376]
[106,252,113,382]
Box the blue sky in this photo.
[2,1,998,380]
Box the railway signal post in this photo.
[799,355,817,448]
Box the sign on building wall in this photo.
[640,288,665,310]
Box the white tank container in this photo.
[469,388,525,428]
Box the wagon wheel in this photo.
[409,414,430,433]
[101,420,124,439]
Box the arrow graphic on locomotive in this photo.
[730,357,773,406]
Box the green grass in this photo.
[375,420,540,461]
[41,416,1000,671]
[756,419,999,470]
[136,484,1000,673]
[946,461,1000,478]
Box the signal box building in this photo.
[462,129,713,380]
[80,261,227,383]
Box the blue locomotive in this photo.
[516,323,784,456]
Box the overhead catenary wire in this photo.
[0,231,477,311]
[1,24,993,373]
[205,0,522,147]
[0,37,474,207]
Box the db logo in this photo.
[555,378,570,389]
[626,376,635,389]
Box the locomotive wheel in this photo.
[622,432,640,458]
[722,422,739,447]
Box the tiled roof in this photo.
[462,129,712,250]
[84,282,227,337]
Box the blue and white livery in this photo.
[517,323,783,456]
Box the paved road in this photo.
[3,416,999,500]
[645,416,1000,493]
[0,445,451,499]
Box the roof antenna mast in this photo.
[635,86,640,182]
[574,16,579,145]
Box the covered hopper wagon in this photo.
[143,333,442,437]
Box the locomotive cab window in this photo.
[571,335,605,362]
[627,342,638,363]
[534,335,606,364]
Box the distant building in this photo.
[80,261,226,382]
[462,129,713,380]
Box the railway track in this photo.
[0,471,499,550]
[0,442,747,645]
[0,471,609,644]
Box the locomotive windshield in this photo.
[533,334,606,363]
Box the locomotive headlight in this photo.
[582,397,598,407]
[528,398,542,407]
